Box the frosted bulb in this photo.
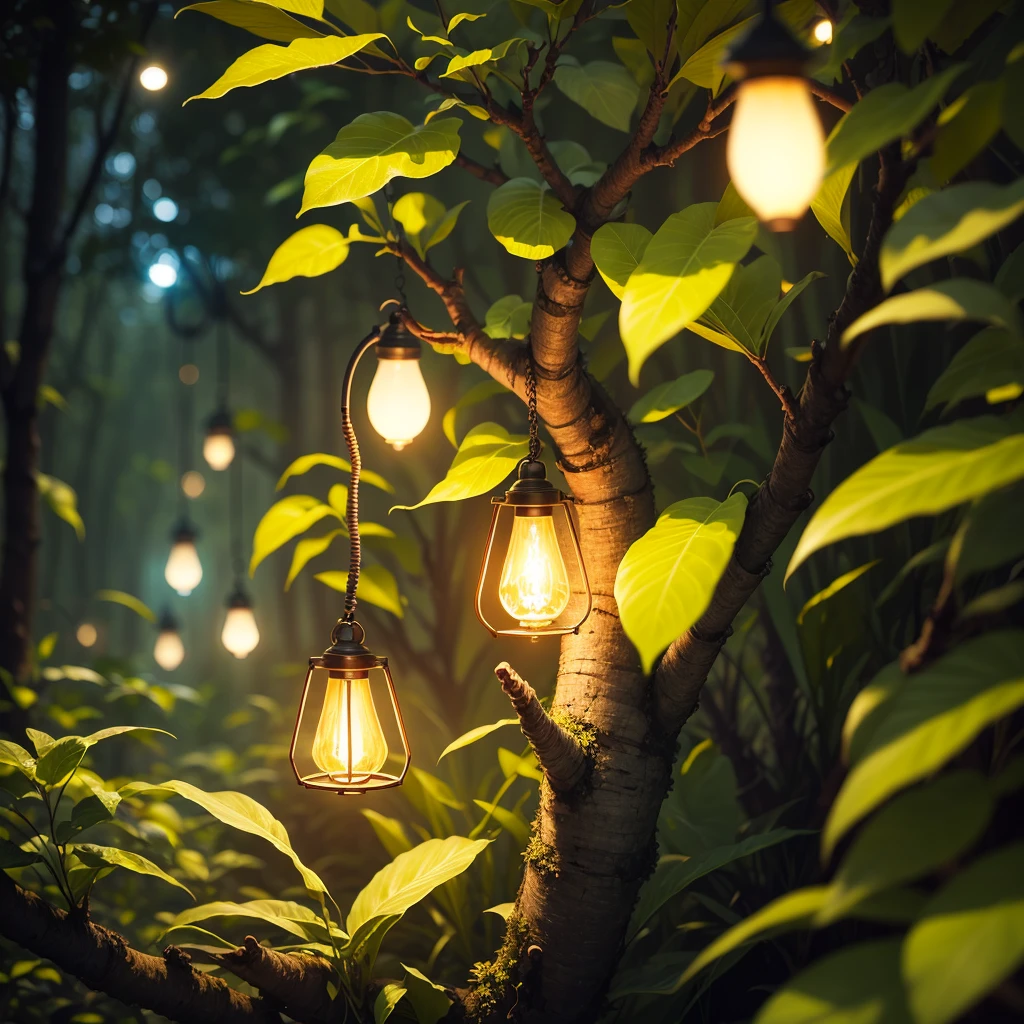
[154,629,184,671]
[366,358,430,450]
[726,76,825,230]
[139,65,168,91]
[203,431,235,471]
[499,514,571,628]
[311,676,389,780]
[813,18,833,44]
[165,538,202,596]
[221,605,260,659]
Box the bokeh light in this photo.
[139,65,168,91]
[179,363,199,385]
[76,623,98,647]
[181,470,205,499]
[813,19,833,44]
[148,250,179,288]
[152,197,179,222]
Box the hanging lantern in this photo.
[165,522,202,596]
[154,611,185,670]
[366,317,430,451]
[203,409,236,471]
[290,621,410,794]
[221,588,260,659]
[723,0,825,230]
[476,459,591,638]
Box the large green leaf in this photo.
[760,272,825,353]
[374,983,407,1024]
[903,842,1024,1024]
[250,495,339,576]
[345,836,489,954]
[316,563,403,618]
[925,328,1024,413]
[956,482,1024,582]
[825,65,964,175]
[0,740,36,777]
[34,737,89,788]
[285,529,343,590]
[188,34,383,102]
[810,163,858,262]
[486,178,576,260]
[392,192,468,259]
[300,113,461,215]
[660,739,740,856]
[755,939,910,1024]
[592,223,652,300]
[163,899,336,944]
[242,224,349,294]
[275,452,392,493]
[842,279,1023,346]
[625,0,676,58]
[402,965,452,1024]
[931,79,1006,183]
[616,493,747,672]
[892,0,957,52]
[482,296,532,341]
[437,718,519,762]
[629,828,807,942]
[881,179,1024,290]
[553,58,640,132]
[392,423,528,511]
[178,0,324,42]
[72,844,193,898]
[627,370,714,424]
[619,204,757,384]
[816,771,992,925]
[787,415,1024,580]
[676,0,749,64]
[694,256,781,355]
[825,632,1024,855]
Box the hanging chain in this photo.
[230,445,244,586]
[383,181,408,306]
[525,346,541,461]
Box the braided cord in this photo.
[525,346,540,461]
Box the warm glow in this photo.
[179,364,199,385]
[499,514,571,628]
[726,76,825,230]
[154,628,184,670]
[813,18,833,44]
[77,623,97,648]
[221,605,260,659]
[311,676,389,780]
[182,471,205,499]
[203,431,235,471]
[139,65,168,91]
[366,358,430,450]
[165,538,202,596]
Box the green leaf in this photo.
[826,631,1024,855]
[627,370,714,424]
[250,495,339,576]
[392,423,528,511]
[0,838,42,869]
[242,224,349,294]
[892,0,957,53]
[82,725,173,746]
[300,113,462,216]
[682,886,832,985]
[619,204,757,384]
[956,482,1024,582]
[661,739,741,857]
[402,965,452,1024]
[486,178,576,260]
[96,589,156,623]
[754,939,910,1024]
[443,380,509,448]
[553,57,640,132]
[374,983,407,1024]
[275,452,392,493]
[811,162,858,263]
[629,828,808,942]
[34,736,88,788]
[473,798,530,845]
[676,0,750,64]
[0,740,38,778]
[615,493,747,673]
[825,65,965,176]
[697,255,782,355]
[786,415,1024,581]
[798,560,879,625]
[592,223,652,300]
[813,13,887,86]
[903,843,1024,1024]
[177,0,324,42]
[925,328,1024,414]
[393,193,469,259]
[361,809,413,859]
[483,296,532,341]
[441,39,526,80]
[72,844,193,898]
[37,473,84,540]
[316,563,403,618]
[842,279,1023,347]
[760,272,825,353]
[123,780,328,895]
[36,632,57,660]
[931,79,1005,183]
[345,836,489,954]
[437,718,519,762]
[625,0,676,57]
[188,34,383,102]
[286,529,344,590]
[164,899,335,944]
[881,179,1024,291]
[816,771,992,925]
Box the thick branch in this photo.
[495,662,589,792]
[0,874,279,1024]
[214,936,335,1024]
[454,152,508,186]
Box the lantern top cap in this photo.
[205,408,234,433]
[171,519,197,543]
[226,587,253,610]
[322,618,377,671]
[376,311,421,361]
[158,609,180,633]
[505,458,561,506]
[723,5,810,79]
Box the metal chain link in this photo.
[383,181,408,305]
[525,345,540,461]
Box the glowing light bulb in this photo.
[203,431,235,471]
[311,675,389,780]
[221,598,260,659]
[498,514,571,628]
[813,18,833,44]
[77,622,97,648]
[154,627,184,670]
[726,76,825,230]
[139,65,168,91]
[165,531,202,596]
[366,358,430,450]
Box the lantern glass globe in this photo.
[165,537,202,596]
[154,628,185,671]
[222,605,260,659]
[366,358,430,450]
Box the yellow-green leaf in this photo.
[242,225,349,293]
[250,495,339,576]
[592,222,652,300]
[96,589,156,623]
[627,370,714,424]
[316,563,403,618]
[73,844,193,898]
[925,328,1024,414]
[810,163,858,263]
[553,57,641,132]
[286,529,344,590]
[177,0,324,42]
[438,718,519,762]
[275,452,393,493]
[37,473,84,540]
[486,177,576,260]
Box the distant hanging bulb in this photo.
[154,613,184,671]
[221,590,260,659]
[203,411,236,471]
[813,18,833,44]
[139,65,168,91]
[165,524,202,596]
[77,623,98,648]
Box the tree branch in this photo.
[495,662,589,793]
[807,80,854,113]
[454,152,508,186]
[0,874,280,1024]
